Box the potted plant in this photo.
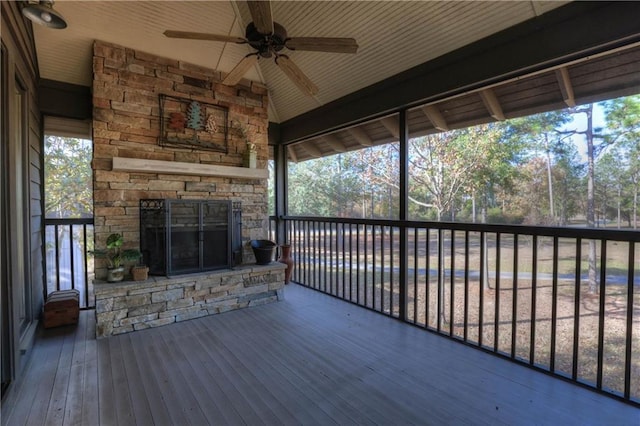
[91,233,141,282]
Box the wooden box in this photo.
[44,289,80,328]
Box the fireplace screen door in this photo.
[140,199,232,276]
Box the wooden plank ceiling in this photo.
[288,44,640,162]
[32,1,566,123]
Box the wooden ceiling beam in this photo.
[555,67,576,107]
[287,145,298,163]
[323,134,347,152]
[301,142,322,158]
[379,116,400,139]
[421,105,449,131]
[280,2,640,143]
[479,88,505,121]
[348,126,373,146]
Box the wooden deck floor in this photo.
[2,283,638,425]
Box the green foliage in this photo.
[90,233,141,269]
[288,146,399,218]
[486,207,524,225]
[283,95,640,228]
[44,136,93,218]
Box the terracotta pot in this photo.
[131,265,149,281]
[278,244,294,285]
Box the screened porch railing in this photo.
[276,216,639,406]
[45,218,94,309]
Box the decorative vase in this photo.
[131,265,149,281]
[278,244,294,285]
[107,266,125,282]
[244,143,257,168]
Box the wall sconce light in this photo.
[22,1,67,29]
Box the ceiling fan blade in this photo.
[247,1,273,35]
[285,37,359,54]
[164,30,246,44]
[275,55,319,96]
[222,55,259,86]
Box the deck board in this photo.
[2,283,638,426]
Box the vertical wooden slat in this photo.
[357,224,361,304]
[449,230,455,337]
[494,233,501,352]
[54,224,60,291]
[381,226,386,313]
[70,224,76,291]
[84,223,89,307]
[479,231,485,347]
[464,231,470,341]
[550,236,559,372]
[530,235,538,365]
[390,226,394,316]
[511,234,518,359]
[624,242,635,399]
[426,228,431,328]
[437,229,443,333]
[342,222,346,299]
[372,225,377,310]
[572,238,582,380]
[364,225,369,307]
[596,240,607,389]
[413,228,419,324]
[329,223,338,296]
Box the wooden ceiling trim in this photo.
[379,116,400,139]
[279,2,640,144]
[323,134,347,152]
[348,127,374,147]
[479,89,505,121]
[555,67,576,107]
[421,105,450,131]
[287,145,298,163]
[300,142,322,158]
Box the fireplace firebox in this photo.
[140,199,242,276]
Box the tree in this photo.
[571,104,606,293]
[596,149,627,228]
[604,95,640,228]
[44,136,93,218]
[405,124,512,221]
[501,110,575,224]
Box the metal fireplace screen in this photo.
[140,199,242,276]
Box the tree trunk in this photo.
[472,191,477,223]
[545,135,555,223]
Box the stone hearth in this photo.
[95,263,286,338]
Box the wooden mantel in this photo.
[112,157,269,180]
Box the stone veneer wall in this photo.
[94,263,286,338]
[92,40,270,280]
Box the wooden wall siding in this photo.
[92,41,270,280]
[0,0,44,388]
[288,44,640,163]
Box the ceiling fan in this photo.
[163,1,358,96]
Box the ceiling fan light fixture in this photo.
[22,0,67,29]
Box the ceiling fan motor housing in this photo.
[246,22,288,58]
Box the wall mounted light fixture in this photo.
[22,1,67,29]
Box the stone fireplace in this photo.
[92,40,283,337]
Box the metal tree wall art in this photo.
[159,94,228,153]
